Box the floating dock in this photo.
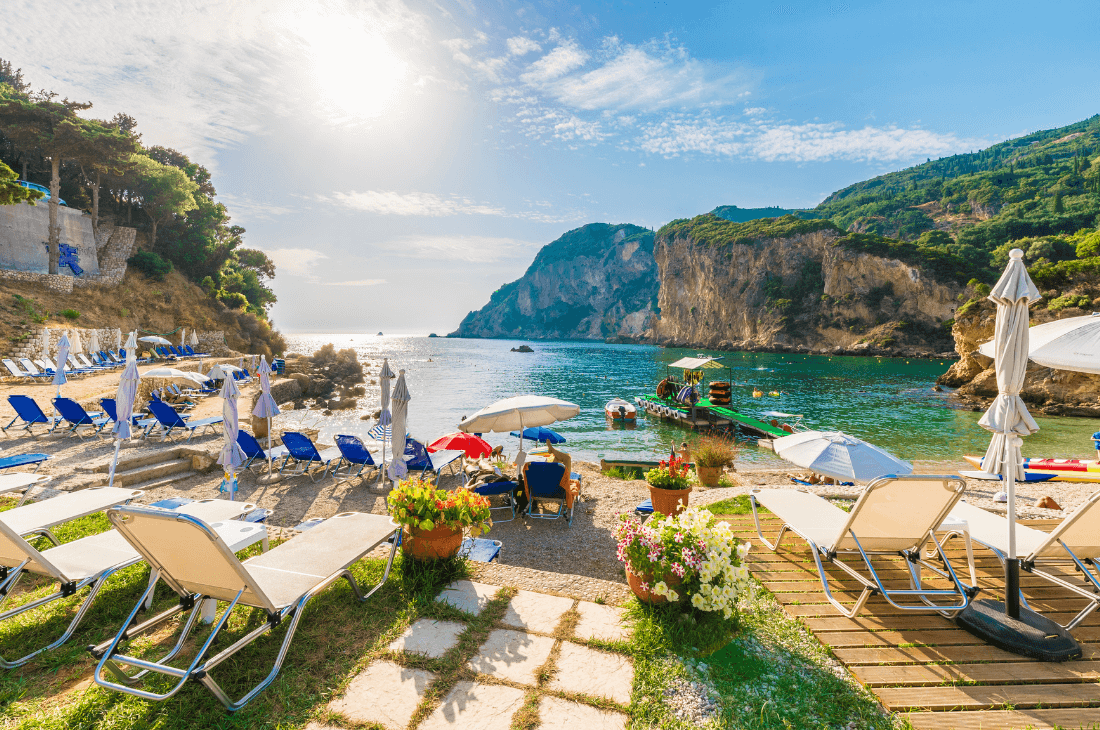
[635,396,789,439]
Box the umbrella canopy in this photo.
[40,327,49,358]
[429,432,492,457]
[216,375,247,473]
[208,364,241,377]
[53,334,70,388]
[179,328,187,347]
[458,395,580,434]
[69,329,83,354]
[252,356,280,419]
[89,329,100,354]
[139,335,172,346]
[979,312,1100,375]
[190,330,199,346]
[772,430,912,482]
[509,426,566,444]
[112,334,141,440]
[379,358,395,426]
[387,369,410,482]
[143,367,208,385]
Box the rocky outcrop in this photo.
[450,223,658,341]
[653,223,961,355]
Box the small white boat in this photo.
[605,398,637,421]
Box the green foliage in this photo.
[59,308,79,320]
[386,476,492,536]
[124,153,198,244]
[0,160,40,205]
[659,213,840,247]
[217,291,248,309]
[12,294,47,323]
[603,466,643,480]
[126,250,173,281]
[530,222,654,268]
[1047,293,1091,312]
[831,232,978,285]
[709,204,809,222]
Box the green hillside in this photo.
[710,204,807,222]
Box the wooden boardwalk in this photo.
[723,513,1100,730]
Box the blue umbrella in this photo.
[509,426,566,444]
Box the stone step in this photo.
[91,457,193,486]
[124,470,200,491]
[80,447,190,474]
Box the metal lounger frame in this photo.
[750,475,975,619]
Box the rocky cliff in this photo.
[653,215,962,355]
[449,223,658,341]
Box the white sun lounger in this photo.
[0,473,52,507]
[93,509,399,711]
[950,495,1100,630]
[0,496,257,668]
[751,475,973,618]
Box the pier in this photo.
[635,396,789,439]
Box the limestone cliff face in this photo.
[653,226,961,354]
[449,223,658,341]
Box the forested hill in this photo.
[804,114,1100,284]
[710,204,806,222]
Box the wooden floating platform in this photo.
[635,396,788,438]
[722,512,1100,729]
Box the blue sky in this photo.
[6,0,1097,333]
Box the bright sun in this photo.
[294,15,408,122]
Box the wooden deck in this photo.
[724,513,1100,730]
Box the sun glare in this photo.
[295,16,408,122]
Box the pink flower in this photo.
[671,562,685,577]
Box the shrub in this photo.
[59,309,80,320]
[1048,293,1091,312]
[219,291,248,310]
[692,438,738,468]
[127,250,173,281]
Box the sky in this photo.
[5,0,1098,334]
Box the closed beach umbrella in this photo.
[377,358,395,482]
[107,332,141,488]
[458,394,580,464]
[387,369,410,483]
[217,375,247,499]
[70,329,83,355]
[179,328,187,347]
[190,330,199,347]
[252,355,280,475]
[251,354,258,371]
[89,329,99,355]
[114,329,122,351]
[53,334,70,392]
[429,432,492,458]
[978,248,1041,619]
[772,430,912,483]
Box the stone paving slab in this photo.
[327,660,435,729]
[501,589,574,634]
[548,641,633,705]
[436,580,499,615]
[467,628,557,685]
[419,681,527,730]
[388,618,465,658]
[537,696,628,730]
[574,601,631,642]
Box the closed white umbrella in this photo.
[772,430,912,483]
[70,329,83,355]
[217,375,247,500]
[251,354,258,372]
[114,329,122,351]
[53,334,70,394]
[40,327,50,359]
[252,355,280,475]
[458,394,580,466]
[387,369,410,483]
[980,312,1100,375]
[107,331,141,488]
[180,328,187,347]
[89,329,100,355]
[190,330,199,347]
[378,358,395,483]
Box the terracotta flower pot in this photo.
[696,466,721,487]
[627,569,683,605]
[402,524,463,561]
[648,485,692,516]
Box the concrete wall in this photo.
[0,201,101,277]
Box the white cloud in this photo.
[635,117,987,163]
[383,235,541,262]
[265,248,329,279]
[217,193,293,224]
[323,279,388,286]
[321,190,584,223]
[520,40,588,85]
[507,36,542,56]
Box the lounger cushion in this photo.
[0,487,141,536]
[753,490,850,549]
[40,530,141,581]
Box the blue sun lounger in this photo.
[471,480,520,522]
[146,400,222,442]
[279,432,340,481]
[0,453,50,473]
[236,431,289,472]
[3,395,62,434]
[331,435,378,478]
[403,439,463,485]
[52,398,110,438]
[100,399,157,437]
[522,461,577,526]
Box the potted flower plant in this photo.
[692,437,738,488]
[387,477,492,560]
[615,507,751,615]
[645,453,693,515]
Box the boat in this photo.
[962,455,1100,482]
[605,398,636,421]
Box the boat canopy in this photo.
[669,356,725,370]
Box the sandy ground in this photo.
[1,365,1097,585]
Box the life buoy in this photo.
[656,378,676,398]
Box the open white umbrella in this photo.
[89,329,100,356]
[377,358,395,483]
[387,369,410,483]
[70,329,83,355]
[107,332,140,488]
[772,430,912,483]
[142,367,208,386]
[252,355,280,475]
[979,312,1100,375]
[208,364,240,378]
[139,336,172,346]
[458,395,580,466]
[217,375,247,500]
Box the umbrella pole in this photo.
[107,440,122,488]
[267,416,273,475]
[379,436,387,487]
[1005,434,1021,619]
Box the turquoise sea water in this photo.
[280,335,1100,470]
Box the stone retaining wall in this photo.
[0,328,234,366]
[0,269,73,293]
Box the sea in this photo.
[277,334,1100,470]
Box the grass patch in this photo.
[603,466,643,480]
[704,495,766,515]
